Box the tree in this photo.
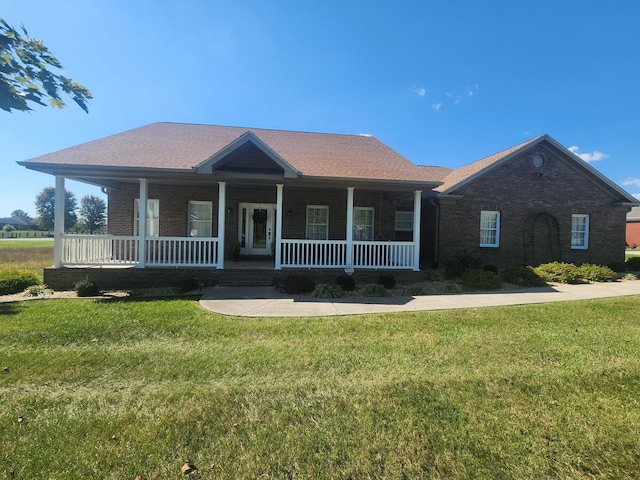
[79,195,106,233]
[0,18,92,113]
[35,186,77,231]
[10,209,31,218]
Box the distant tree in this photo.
[79,195,106,233]
[10,209,31,218]
[0,18,92,113]
[35,186,77,231]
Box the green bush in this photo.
[405,284,426,296]
[461,269,502,290]
[312,283,344,298]
[622,273,638,281]
[500,265,548,288]
[444,250,482,277]
[0,268,40,295]
[440,282,463,294]
[578,264,617,283]
[335,274,356,291]
[281,275,316,294]
[535,262,583,284]
[482,264,499,274]
[23,284,51,297]
[361,284,387,297]
[74,278,101,297]
[376,273,396,289]
[424,269,445,282]
[626,256,640,272]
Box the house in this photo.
[18,122,437,289]
[422,135,639,269]
[18,123,638,289]
[0,215,39,231]
[627,206,640,249]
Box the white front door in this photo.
[238,203,276,256]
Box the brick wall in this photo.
[627,222,640,249]
[436,144,629,268]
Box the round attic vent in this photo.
[532,155,544,168]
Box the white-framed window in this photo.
[134,199,159,236]
[571,214,589,249]
[188,201,213,237]
[395,210,413,231]
[354,207,374,241]
[306,205,329,240]
[480,210,500,247]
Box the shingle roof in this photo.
[20,122,440,184]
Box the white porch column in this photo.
[412,189,422,271]
[275,184,283,270]
[217,181,226,269]
[346,187,355,269]
[137,178,148,268]
[52,175,65,268]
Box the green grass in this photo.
[2,297,640,478]
[0,240,53,279]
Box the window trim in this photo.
[188,200,213,237]
[571,214,589,249]
[354,206,375,241]
[395,210,413,232]
[134,199,159,236]
[479,210,500,247]
[306,205,329,240]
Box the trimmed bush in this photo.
[578,264,617,283]
[361,284,387,297]
[335,274,356,291]
[440,283,463,294]
[312,283,344,298]
[281,275,316,294]
[444,250,481,277]
[74,278,101,297]
[405,284,426,296]
[535,262,583,284]
[461,269,502,290]
[424,269,445,282]
[0,268,40,295]
[626,256,640,272]
[482,264,499,274]
[622,273,638,281]
[500,265,548,288]
[376,273,396,289]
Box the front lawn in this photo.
[1,297,640,478]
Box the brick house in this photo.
[423,135,638,269]
[627,206,640,249]
[18,124,638,288]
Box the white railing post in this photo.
[413,190,422,271]
[137,179,148,268]
[275,184,283,270]
[217,181,226,269]
[346,187,354,270]
[53,176,65,268]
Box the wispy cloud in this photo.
[358,133,373,137]
[568,146,610,162]
[622,177,640,189]
[412,85,426,96]
[634,193,640,200]
[432,103,442,112]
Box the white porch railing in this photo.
[60,235,219,267]
[280,239,415,269]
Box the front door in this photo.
[238,203,276,256]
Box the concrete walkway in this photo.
[199,281,640,317]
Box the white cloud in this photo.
[432,103,442,112]
[568,146,610,162]
[412,86,426,96]
[358,133,373,137]
[634,193,640,200]
[622,177,640,188]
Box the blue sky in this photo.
[2,0,639,217]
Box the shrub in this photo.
[482,264,499,274]
[626,256,640,272]
[440,282,463,294]
[312,283,344,298]
[335,274,356,291]
[608,261,627,273]
[535,262,583,284]
[361,284,387,297]
[281,275,316,294]
[376,273,396,289]
[500,265,548,288]
[424,269,445,282]
[444,250,481,277]
[622,273,638,281]
[578,264,617,283]
[461,269,502,290]
[2,224,15,233]
[23,284,51,297]
[74,278,101,297]
[0,268,40,295]
[405,284,426,296]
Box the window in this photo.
[354,207,374,241]
[134,199,159,236]
[306,206,329,240]
[480,210,500,247]
[188,201,213,237]
[395,210,413,231]
[571,214,589,249]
